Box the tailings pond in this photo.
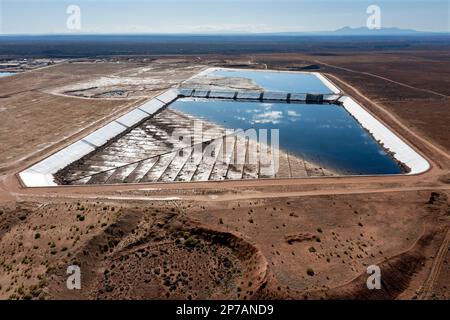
[171,98,403,175]
[208,69,335,94]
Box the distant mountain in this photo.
[330,26,437,36]
[232,27,445,37]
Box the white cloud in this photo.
[174,23,272,33]
[91,23,295,35]
[252,110,283,124]
[287,110,301,117]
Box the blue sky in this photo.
[0,0,448,34]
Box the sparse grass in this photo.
[184,236,199,248]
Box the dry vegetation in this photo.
[0,51,449,299]
[0,189,448,300]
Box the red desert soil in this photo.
[0,190,448,300]
[0,53,449,299]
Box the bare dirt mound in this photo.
[0,202,34,240]
[306,231,435,300]
[298,192,450,300]
[438,174,450,185]
[47,209,268,300]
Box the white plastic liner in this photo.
[178,88,194,97]
[19,140,96,187]
[339,96,430,174]
[192,90,209,98]
[209,91,236,99]
[237,91,261,100]
[19,91,175,187]
[315,73,341,94]
[115,109,148,127]
[156,89,178,104]
[19,69,430,187]
[18,172,58,187]
[323,94,342,102]
[290,93,307,101]
[263,92,288,101]
[139,99,165,114]
[84,122,127,147]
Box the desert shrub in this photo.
[306,268,315,276]
[184,236,199,248]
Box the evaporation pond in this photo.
[0,72,16,78]
[209,69,334,94]
[170,98,403,175]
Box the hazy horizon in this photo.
[0,0,449,35]
[0,26,449,37]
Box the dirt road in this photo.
[0,62,449,300]
[315,59,449,99]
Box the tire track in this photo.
[315,59,449,98]
[417,228,450,300]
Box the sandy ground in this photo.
[0,62,140,169]
[0,53,449,300]
[0,58,204,171]
[48,59,205,99]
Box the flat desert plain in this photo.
[0,51,449,300]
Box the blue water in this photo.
[171,98,402,175]
[0,72,15,78]
[210,69,334,94]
